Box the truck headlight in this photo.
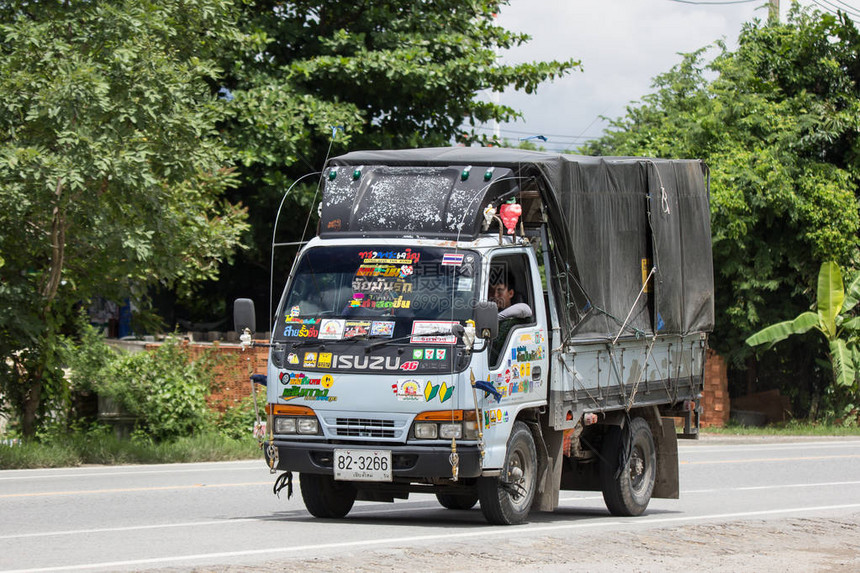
[297,418,319,435]
[439,423,462,439]
[414,422,438,439]
[274,417,297,434]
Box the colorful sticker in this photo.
[318,319,345,340]
[290,305,301,317]
[318,352,333,369]
[441,253,465,266]
[410,321,458,344]
[400,361,419,371]
[359,249,421,264]
[484,409,509,429]
[283,319,320,338]
[303,352,317,368]
[344,320,371,338]
[321,374,334,389]
[371,321,395,338]
[287,353,299,365]
[392,379,423,401]
[282,386,335,402]
[424,381,453,403]
[412,349,424,360]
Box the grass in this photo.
[703,421,860,436]
[0,431,262,470]
[4,421,858,470]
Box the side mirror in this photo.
[474,301,498,340]
[234,298,256,334]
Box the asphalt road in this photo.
[2,436,860,572]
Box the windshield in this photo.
[275,246,479,343]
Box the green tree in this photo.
[175,0,580,330]
[0,0,249,437]
[747,262,860,419]
[583,5,860,411]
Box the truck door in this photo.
[486,252,548,409]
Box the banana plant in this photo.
[746,262,860,388]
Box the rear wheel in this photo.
[436,491,479,510]
[600,417,656,516]
[478,421,537,525]
[299,473,356,518]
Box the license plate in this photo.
[333,449,392,482]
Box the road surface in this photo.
[1,435,859,572]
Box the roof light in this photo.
[484,167,495,182]
[461,166,472,181]
[328,169,337,181]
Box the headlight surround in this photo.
[412,410,481,440]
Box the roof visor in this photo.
[319,165,516,240]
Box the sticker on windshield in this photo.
[456,277,473,292]
[290,305,301,318]
[371,321,395,338]
[410,321,458,344]
[344,320,371,338]
[318,319,346,340]
[283,319,320,338]
[441,253,464,266]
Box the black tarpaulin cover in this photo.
[326,147,714,340]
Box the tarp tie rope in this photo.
[612,266,656,346]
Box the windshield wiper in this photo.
[366,326,464,352]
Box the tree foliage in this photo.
[0,0,249,436]
[747,262,860,420]
[583,6,860,380]
[188,0,580,330]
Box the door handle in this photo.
[532,366,541,381]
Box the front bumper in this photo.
[265,440,483,479]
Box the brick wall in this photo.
[701,349,730,428]
[144,341,268,412]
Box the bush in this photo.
[96,338,214,441]
[215,395,259,440]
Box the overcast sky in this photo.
[484,0,843,152]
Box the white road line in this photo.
[0,462,264,481]
[4,502,860,573]
[679,440,860,454]
[2,480,858,541]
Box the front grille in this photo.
[335,417,396,438]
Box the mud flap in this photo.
[531,420,564,512]
[652,417,679,499]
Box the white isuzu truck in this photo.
[234,147,714,525]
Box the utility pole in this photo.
[769,0,779,24]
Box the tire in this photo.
[478,421,538,525]
[436,491,479,510]
[600,417,656,516]
[299,473,356,518]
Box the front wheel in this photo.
[600,417,656,516]
[478,421,537,525]
[299,473,356,518]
